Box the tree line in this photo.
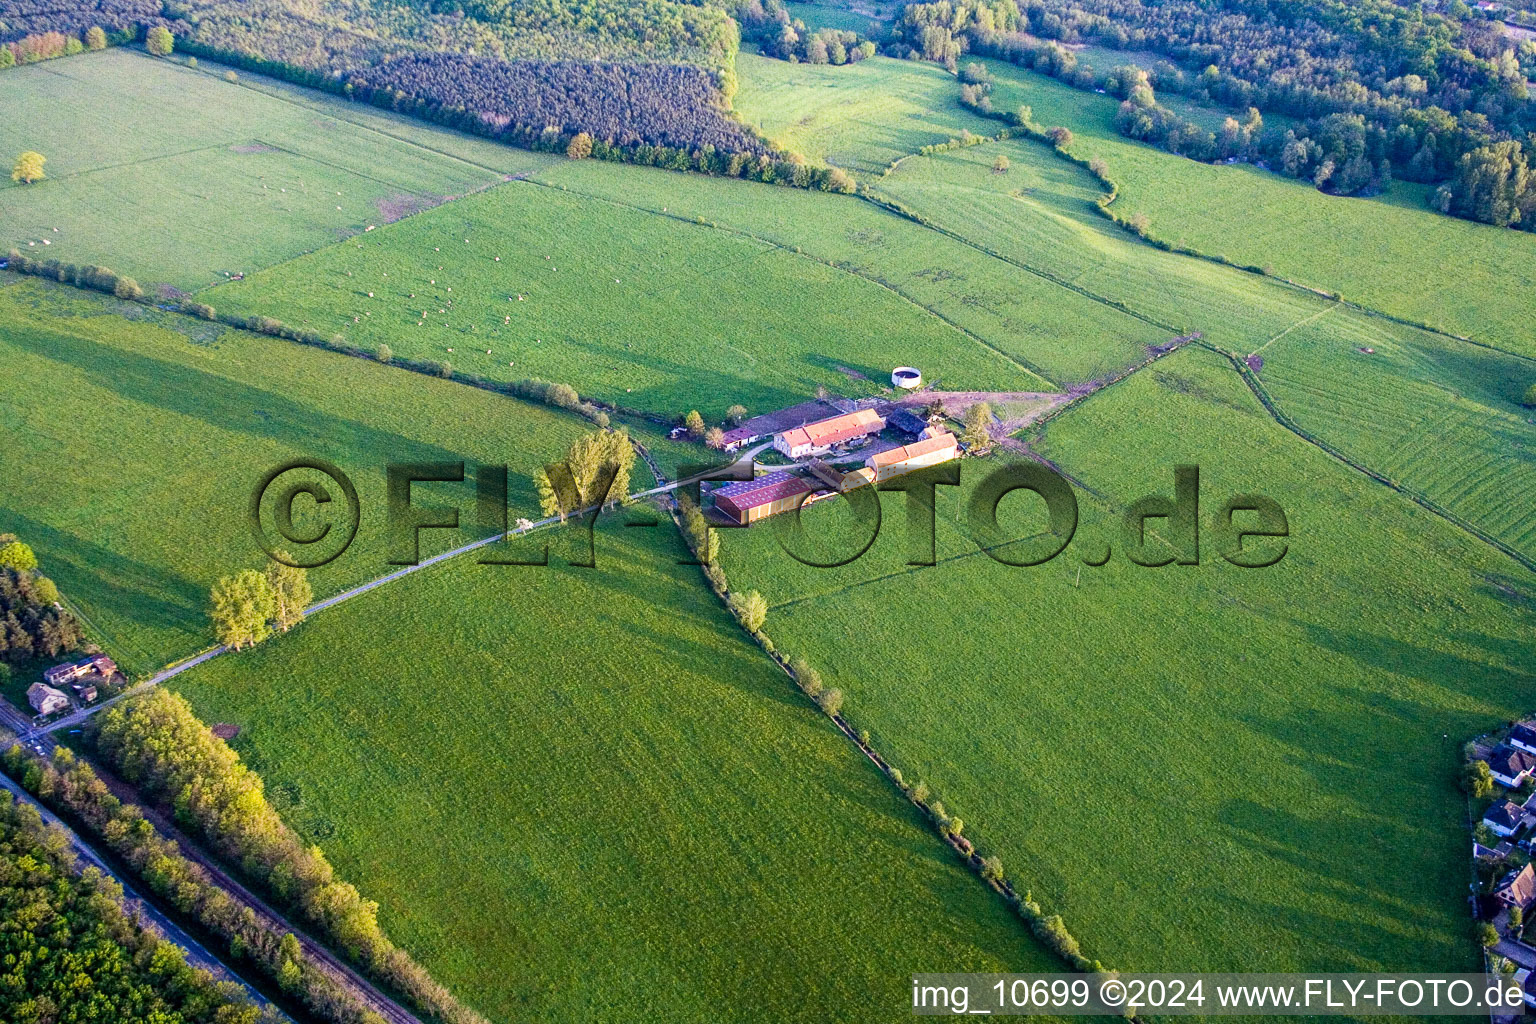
[0,785,281,1024]
[896,0,1536,227]
[734,0,878,65]
[2,743,399,1024]
[0,536,82,669]
[0,0,154,64]
[87,688,490,1024]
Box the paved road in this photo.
[1496,937,1536,970]
[0,770,282,1014]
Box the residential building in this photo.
[1495,862,1536,912]
[773,409,885,459]
[1487,744,1536,787]
[27,683,70,717]
[864,432,960,482]
[1510,722,1536,756]
[1485,800,1525,837]
[42,662,84,687]
[711,472,815,525]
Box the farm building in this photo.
[773,409,885,458]
[864,432,959,482]
[27,682,69,716]
[1487,744,1536,788]
[711,472,816,525]
[721,399,846,452]
[807,460,876,493]
[886,407,930,437]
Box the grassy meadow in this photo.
[0,275,604,672]
[734,51,997,176]
[206,176,1058,417]
[529,156,1165,384]
[167,522,1064,1023]
[1253,315,1536,562]
[974,59,1536,356]
[719,345,1536,976]
[0,49,559,291]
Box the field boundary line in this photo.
[520,175,1062,389]
[1249,301,1339,357]
[1204,343,1536,575]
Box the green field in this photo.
[734,51,997,176]
[0,275,602,671]
[167,522,1063,1023]
[205,175,1059,416]
[1253,315,1536,562]
[974,59,1536,357]
[784,1,889,34]
[719,345,1536,975]
[0,49,559,291]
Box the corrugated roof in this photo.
[713,471,813,510]
[867,432,957,468]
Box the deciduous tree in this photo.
[209,570,276,649]
[11,151,45,184]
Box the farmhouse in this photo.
[27,682,70,716]
[711,472,816,525]
[1486,744,1536,787]
[773,409,885,459]
[1510,721,1536,755]
[864,432,959,482]
[1495,863,1536,912]
[1484,800,1525,837]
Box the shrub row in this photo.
[676,482,1116,982]
[89,688,490,1024]
[5,250,142,298]
[1,743,385,1024]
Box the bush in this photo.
[145,25,173,56]
[112,276,141,300]
[183,300,216,320]
[1523,383,1536,408]
[376,343,393,363]
[566,132,593,159]
[85,26,107,49]
[224,70,238,82]
[815,687,843,716]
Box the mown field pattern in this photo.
[720,346,1536,977]
[975,60,1536,356]
[530,156,1164,383]
[207,176,1056,416]
[1255,316,1536,561]
[0,49,560,290]
[734,51,996,176]
[0,275,596,671]
[168,523,1063,1023]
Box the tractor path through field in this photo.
[19,463,725,746]
[0,769,284,1015]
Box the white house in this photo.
[27,682,69,717]
[1510,722,1536,756]
[1485,799,1525,838]
[1487,743,1536,788]
[773,409,884,459]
